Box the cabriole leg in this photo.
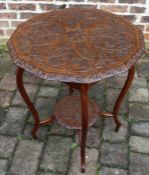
[16,67,40,138]
[113,65,135,132]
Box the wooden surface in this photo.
[54,95,99,129]
[8,8,144,83]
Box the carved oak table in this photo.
[7,8,144,173]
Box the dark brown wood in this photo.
[53,95,99,129]
[64,82,95,95]
[8,8,145,174]
[16,67,40,138]
[69,86,73,96]
[80,84,89,173]
[113,65,135,132]
[64,82,95,91]
[8,8,144,84]
[16,67,54,137]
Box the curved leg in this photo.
[80,84,89,173]
[113,65,135,132]
[16,67,40,138]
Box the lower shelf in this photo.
[54,95,100,129]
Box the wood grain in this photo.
[8,8,145,83]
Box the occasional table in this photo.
[7,8,144,173]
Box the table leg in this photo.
[69,86,73,96]
[113,65,135,132]
[16,67,40,138]
[80,84,89,173]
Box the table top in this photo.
[8,8,145,83]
